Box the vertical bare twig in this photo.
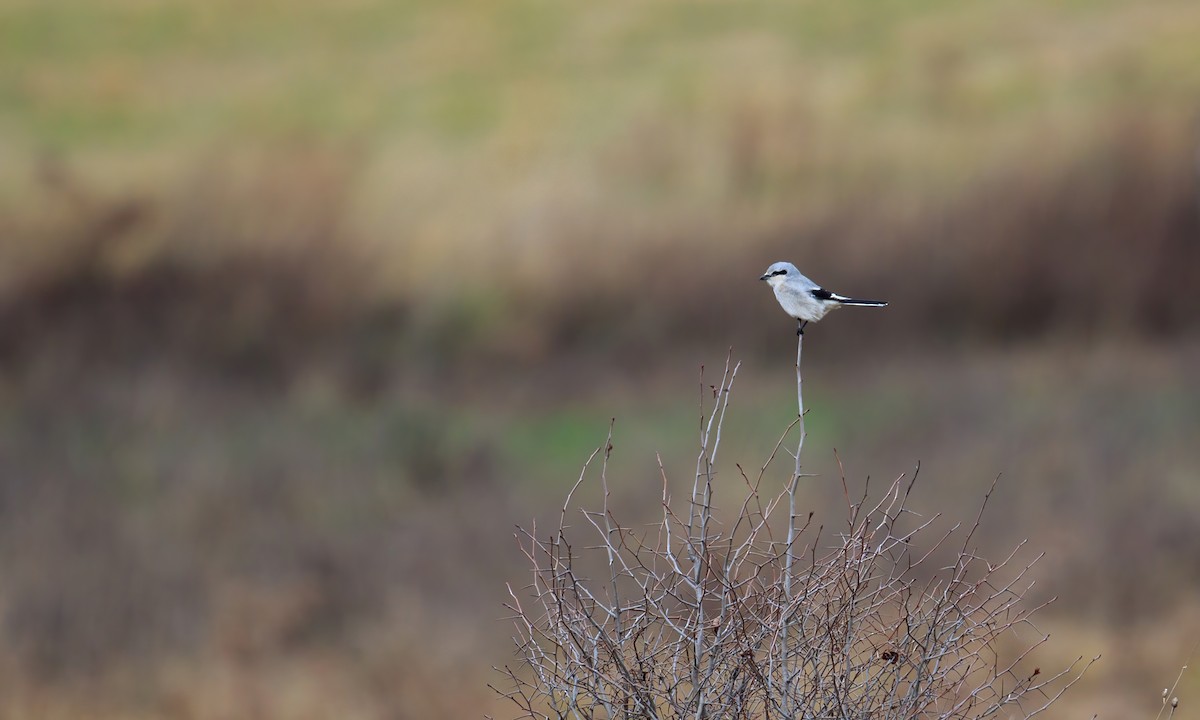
[780,329,805,714]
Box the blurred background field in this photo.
[1,0,1200,717]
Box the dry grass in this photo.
[1,115,1197,384]
[3,0,1200,371]
[1,1,1199,718]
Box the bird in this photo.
[759,261,887,335]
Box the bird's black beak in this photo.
[759,273,770,281]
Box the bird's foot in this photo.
[796,321,807,336]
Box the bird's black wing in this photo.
[811,288,834,301]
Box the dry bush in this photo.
[505,117,1200,361]
[0,150,409,394]
[495,356,1093,719]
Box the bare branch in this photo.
[494,357,1086,720]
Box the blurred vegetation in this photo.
[1,0,1199,718]
[4,0,1200,366]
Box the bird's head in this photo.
[759,261,797,287]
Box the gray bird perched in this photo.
[760,261,887,335]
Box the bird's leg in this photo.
[796,320,807,336]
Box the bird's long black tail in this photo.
[831,293,888,307]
